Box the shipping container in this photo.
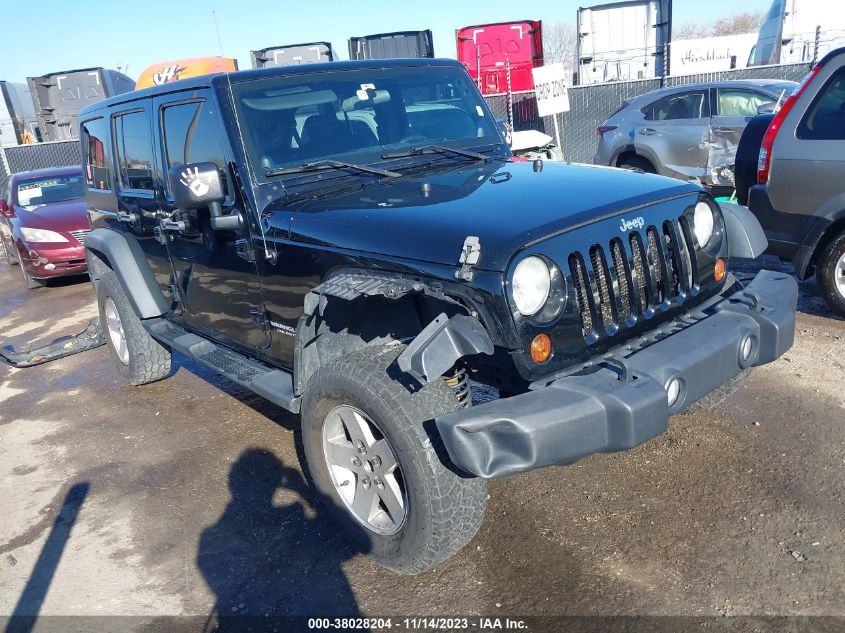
[251,42,336,68]
[348,30,434,60]
[456,20,543,95]
[0,82,40,146]
[576,0,672,85]
[27,68,134,141]
[135,57,238,90]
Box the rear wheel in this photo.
[96,271,171,385]
[301,344,487,574]
[619,155,656,174]
[816,232,845,317]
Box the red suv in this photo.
[0,166,90,289]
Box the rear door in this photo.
[110,103,173,289]
[710,87,779,185]
[635,89,710,182]
[153,91,270,349]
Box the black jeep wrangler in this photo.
[79,59,798,574]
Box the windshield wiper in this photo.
[265,159,400,179]
[381,145,491,161]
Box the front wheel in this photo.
[96,271,171,385]
[301,345,487,574]
[19,259,44,289]
[817,232,845,317]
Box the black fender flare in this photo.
[793,207,845,279]
[85,228,169,319]
[719,202,769,259]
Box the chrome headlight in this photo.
[693,201,715,247]
[512,256,551,316]
[20,227,68,243]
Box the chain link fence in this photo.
[0,140,80,195]
[483,62,813,164]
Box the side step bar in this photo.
[145,319,300,413]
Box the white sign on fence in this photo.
[531,63,570,117]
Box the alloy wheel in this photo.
[104,298,129,365]
[322,405,406,535]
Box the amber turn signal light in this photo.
[714,258,726,283]
[530,333,553,364]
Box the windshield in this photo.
[233,65,501,179]
[16,175,84,207]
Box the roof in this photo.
[9,165,82,181]
[79,58,465,117]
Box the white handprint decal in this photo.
[179,166,210,197]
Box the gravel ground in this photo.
[0,256,842,632]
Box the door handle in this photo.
[713,127,736,134]
[639,128,656,136]
[116,211,138,223]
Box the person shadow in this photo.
[197,448,371,632]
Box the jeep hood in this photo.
[287,161,700,272]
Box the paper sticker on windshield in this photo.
[357,83,376,100]
[18,187,42,205]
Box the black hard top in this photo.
[79,58,465,117]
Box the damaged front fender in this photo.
[398,313,494,384]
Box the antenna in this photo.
[211,10,277,263]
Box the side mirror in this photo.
[0,199,13,219]
[168,162,241,232]
[757,103,776,115]
[168,162,225,210]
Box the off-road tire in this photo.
[301,344,488,574]
[19,259,44,289]
[96,271,171,385]
[816,232,845,317]
[619,156,656,174]
[682,368,751,414]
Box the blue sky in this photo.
[4,0,773,82]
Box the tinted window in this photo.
[114,110,155,190]
[162,101,227,169]
[17,175,84,206]
[798,67,845,140]
[717,89,775,117]
[82,118,111,190]
[650,91,708,121]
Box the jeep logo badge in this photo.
[619,216,645,232]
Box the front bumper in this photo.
[21,243,87,278]
[436,269,798,478]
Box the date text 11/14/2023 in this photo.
[307,617,529,630]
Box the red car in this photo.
[0,166,90,289]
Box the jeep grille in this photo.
[569,217,698,340]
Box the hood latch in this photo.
[455,236,481,282]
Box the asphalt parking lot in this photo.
[0,256,843,630]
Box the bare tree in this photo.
[673,10,765,40]
[544,21,577,70]
[712,11,766,36]
[674,20,711,40]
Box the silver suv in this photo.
[748,47,845,316]
[594,79,796,186]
